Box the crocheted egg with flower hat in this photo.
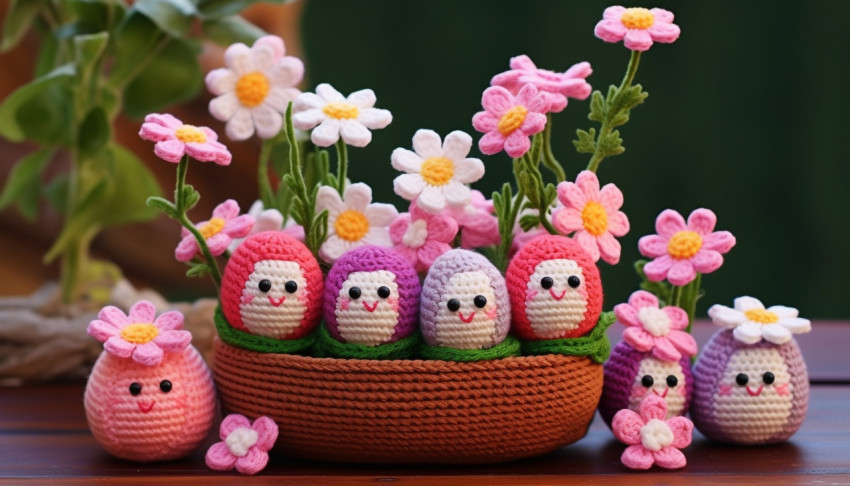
[221,231,323,339]
[691,296,811,445]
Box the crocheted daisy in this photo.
[612,394,693,470]
[614,290,697,362]
[594,6,681,52]
[490,55,592,113]
[138,113,231,165]
[316,183,398,263]
[392,129,485,213]
[206,414,278,475]
[390,202,458,273]
[708,296,812,345]
[175,199,254,262]
[472,84,549,158]
[442,189,500,249]
[292,83,392,147]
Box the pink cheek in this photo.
[632,385,648,398]
[525,289,538,302]
[719,384,733,396]
[241,293,255,305]
[297,292,310,305]
[387,297,399,312]
[485,306,498,320]
[775,383,790,396]
[340,298,350,311]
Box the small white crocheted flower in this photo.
[316,183,398,263]
[292,83,392,147]
[708,296,811,345]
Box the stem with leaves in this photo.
[335,139,348,194]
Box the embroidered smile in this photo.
[746,385,764,397]
[549,288,567,300]
[268,296,285,306]
[458,312,475,323]
[138,400,155,413]
[362,301,378,312]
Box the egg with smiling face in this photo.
[506,235,602,340]
[420,249,510,350]
[221,231,324,339]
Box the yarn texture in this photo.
[315,323,419,360]
[419,335,521,361]
[520,310,614,363]
[214,305,315,354]
[206,414,279,475]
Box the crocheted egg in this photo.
[690,329,809,445]
[221,231,323,339]
[506,235,602,340]
[323,246,420,345]
[420,249,510,350]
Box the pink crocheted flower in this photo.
[206,414,278,475]
[87,300,191,367]
[490,55,592,113]
[594,6,681,52]
[442,190,500,249]
[472,84,550,158]
[614,290,697,362]
[175,199,254,262]
[391,202,458,273]
[553,170,629,265]
[612,394,693,470]
[139,113,232,165]
[639,208,736,286]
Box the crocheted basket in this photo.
[212,338,604,464]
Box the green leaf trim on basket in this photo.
[314,323,420,360]
[214,305,315,354]
[520,311,616,363]
[418,335,522,362]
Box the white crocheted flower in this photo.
[292,83,392,147]
[315,183,398,263]
[708,296,811,345]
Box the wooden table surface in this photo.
[2,322,849,484]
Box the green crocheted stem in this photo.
[418,335,522,362]
[520,311,616,363]
[214,305,315,354]
[314,323,420,360]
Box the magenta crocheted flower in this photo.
[391,202,458,273]
[594,6,681,52]
[552,170,629,265]
[638,208,736,286]
[138,113,232,165]
[472,84,549,158]
[490,55,592,113]
[175,199,254,262]
[614,290,697,362]
[442,189,500,249]
[612,394,693,470]
[87,300,191,367]
[206,414,278,475]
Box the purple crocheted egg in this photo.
[323,246,420,346]
[420,249,510,350]
[691,329,809,445]
[598,341,694,426]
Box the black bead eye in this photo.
[348,287,361,299]
[473,295,487,308]
[159,380,172,393]
[284,280,298,293]
[567,276,581,288]
[377,286,391,299]
[666,375,678,387]
[129,382,142,396]
[258,279,272,293]
[736,373,749,386]
[763,372,775,385]
[540,277,554,289]
[447,299,460,312]
[641,375,654,388]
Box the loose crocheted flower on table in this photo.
[390,202,458,273]
[392,129,485,214]
[490,55,592,113]
[594,6,681,52]
[292,83,392,147]
[206,414,278,475]
[638,208,736,286]
[708,296,812,345]
[612,394,693,470]
[614,290,697,362]
[442,189,500,249]
[175,199,254,262]
[138,113,232,165]
[226,200,304,253]
[316,183,398,263]
[472,84,550,158]
[206,35,304,140]
[87,300,191,366]
[553,170,629,265]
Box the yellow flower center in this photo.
[235,71,270,108]
[667,230,703,259]
[744,309,780,325]
[334,210,369,242]
[497,106,528,136]
[120,323,159,344]
[420,157,455,186]
[323,102,360,120]
[174,125,207,144]
[581,201,609,236]
[620,7,655,30]
[199,217,226,240]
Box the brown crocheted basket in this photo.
[213,338,604,464]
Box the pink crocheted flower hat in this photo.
[221,230,324,339]
[505,235,602,340]
[323,245,420,345]
[420,249,510,349]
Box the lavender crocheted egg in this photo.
[690,329,809,445]
[323,246,420,346]
[420,249,510,350]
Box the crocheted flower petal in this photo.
[557,180,587,210]
[362,227,392,247]
[734,296,766,312]
[452,158,484,184]
[174,235,199,262]
[427,214,458,243]
[628,290,658,309]
[104,336,134,358]
[509,54,536,70]
[779,317,811,334]
[213,199,240,220]
[762,323,793,345]
[154,139,186,163]
[365,203,399,227]
[418,185,447,213]
[707,304,744,328]
[316,83,345,103]
[611,409,643,445]
[598,182,624,213]
[252,416,280,451]
[655,210,687,239]
[224,43,253,75]
[269,57,304,86]
[503,131,531,158]
[154,310,184,331]
[702,230,736,253]
[205,442,237,471]
[319,235,353,263]
[653,446,686,469]
[252,105,283,140]
[687,208,717,235]
[472,111,499,133]
[597,232,622,265]
[621,445,654,470]
[647,16,680,43]
[443,181,471,208]
[358,108,392,130]
[184,141,226,163]
[575,170,600,199]
[293,93,326,113]
[442,130,473,160]
[519,112,547,135]
[594,19,627,43]
[690,249,723,274]
[623,327,654,352]
[235,447,269,475]
[205,69,237,97]
[394,173,426,201]
[153,330,191,351]
[639,394,668,421]
[667,331,697,358]
[552,207,583,234]
[613,302,640,327]
[265,86,299,112]
[391,148,424,173]
[574,230,601,262]
[733,322,764,344]
[637,234,667,258]
[132,341,164,366]
[642,255,673,282]
[310,119,342,147]
[666,416,694,449]
[481,86,514,115]
[389,214,410,244]
[663,306,690,331]
[315,185,345,215]
[339,119,373,148]
[651,337,682,362]
[144,113,182,129]
[343,183,372,212]
[251,43,276,71]
[139,120,175,142]
[478,131,505,155]
[253,209,283,232]
[406,129,440,159]
[87,319,119,342]
[98,305,130,327]
[128,300,156,324]
[209,92,240,123]
[220,414,252,438]
[254,35,284,58]
[418,241,452,269]
[225,108,254,141]
[347,88,376,108]
[666,259,696,286]
[206,233,232,257]
[650,8,675,23]
[623,28,654,52]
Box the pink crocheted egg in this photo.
[691,329,809,445]
[221,231,323,339]
[506,235,602,340]
[85,346,216,461]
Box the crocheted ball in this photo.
[420,249,510,350]
[598,341,693,426]
[323,246,420,345]
[691,329,809,445]
[506,235,602,340]
[84,345,216,461]
[221,231,323,339]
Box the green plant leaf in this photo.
[181,184,201,212]
[78,106,110,156]
[202,14,265,46]
[108,11,164,87]
[1,0,44,52]
[69,0,127,32]
[44,173,69,213]
[588,90,604,122]
[0,148,54,220]
[122,38,202,117]
[0,64,75,144]
[33,31,59,77]
[186,262,212,278]
[196,0,292,19]
[573,128,596,154]
[146,195,177,218]
[132,0,197,38]
[74,32,109,85]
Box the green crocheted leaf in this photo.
[418,335,522,362]
[521,311,616,363]
[314,324,420,360]
[214,305,315,354]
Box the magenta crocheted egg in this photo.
[690,329,809,445]
[323,246,420,345]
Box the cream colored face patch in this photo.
[240,260,308,338]
[629,357,687,418]
[335,270,400,346]
[525,259,588,338]
[434,271,498,349]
